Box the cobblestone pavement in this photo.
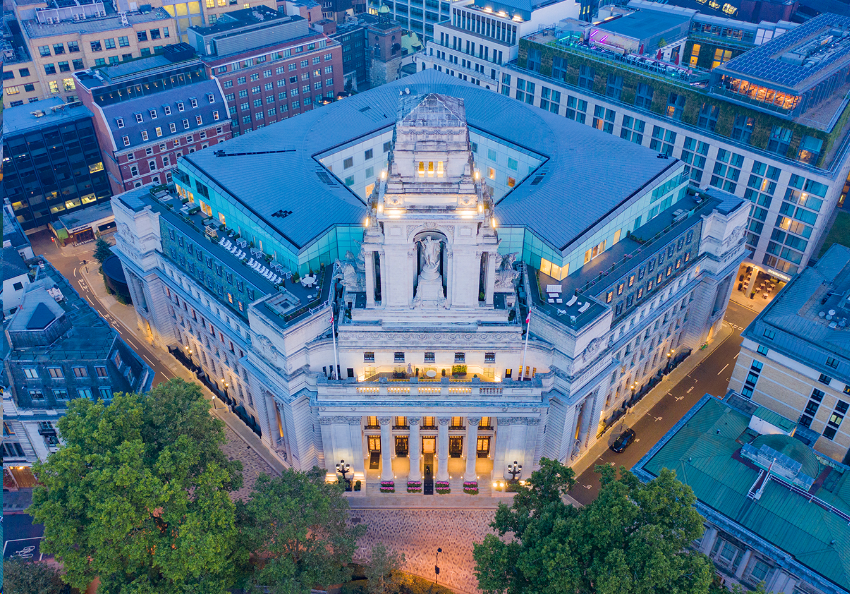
[221,425,276,501]
[349,509,498,593]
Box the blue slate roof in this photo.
[101,80,226,151]
[742,244,850,384]
[182,69,674,251]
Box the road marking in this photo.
[733,353,739,359]
[687,386,694,393]
[584,484,592,490]
[718,363,729,375]
[675,396,684,401]
[73,267,77,277]
[654,416,663,422]
[142,354,157,366]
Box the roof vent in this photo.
[819,311,826,318]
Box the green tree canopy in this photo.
[238,467,366,594]
[364,543,405,594]
[93,237,114,264]
[29,379,245,594]
[3,559,68,594]
[473,459,715,594]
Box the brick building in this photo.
[188,6,344,136]
[74,43,233,193]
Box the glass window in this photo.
[665,93,686,120]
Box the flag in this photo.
[330,312,335,324]
[525,311,530,324]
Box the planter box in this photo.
[435,480,451,494]
[407,480,422,493]
[463,481,479,495]
[380,480,395,493]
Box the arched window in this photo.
[437,161,444,177]
[418,161,425,177]
[428,161,434,177]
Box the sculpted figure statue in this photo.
[419,236,441,272]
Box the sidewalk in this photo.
[571,322,735,479]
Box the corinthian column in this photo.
[379,417,394,481]
[436,417,451,481]
[465,417,481,482]
[408,417,422,482]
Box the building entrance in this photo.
[477,436,490,458]
[449,437,463,458]
[395,436,409,457]
[422,437,436,454]
[423,454,434,495]
[368,436,380,469]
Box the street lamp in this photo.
[666,349,674,372]
[434,547,443,586]
[336,459,352,491]
[211,394,218,410]
[507,460,522,483]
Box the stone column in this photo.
[781,577,798,594]
[379,250,388,306]
[465,417,481,481]
[485,252,496,306]
[408,417,422,481]
[365,248,375,307]
[445,246,453,308]
[379,416,394,481]
[348,416,365,481]
[734,549,752,579]
[436,417,451,481]
[698,527,717,555]
[319,417,336,476]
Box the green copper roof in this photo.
[753,406,797,433]
[641,397,850,592]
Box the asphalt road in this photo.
[568,299,758,505]
[3,513,47,561]
[28,230,174,387]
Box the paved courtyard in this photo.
[221,425,277,501]
[349,508,498,593]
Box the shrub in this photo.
[451,364,467,376]
[435,481,451,494]
[354,480,362,491]
[463,481,479,495]
[380,480,395,493]
[407,480,422,493]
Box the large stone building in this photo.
[729,244,850,465]
[634,393,850,594]
[111,71,747,492]
[418,4,850,282]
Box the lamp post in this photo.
[507,460,522,483]
[434,547,442,586]
[211,394,218,410]
[666,349,674,373]
[336,459,352,491]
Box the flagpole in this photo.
[330,300,339,380]
[519,308,531,381]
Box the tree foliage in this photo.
[364,544,405,594]
[29,379,245,594]
[3,559,69,594]
[473,459,715,594]
[93,237,114,264]
[238,467,367,594]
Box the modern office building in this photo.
[2,261,153,469]
[418,4,850,282]
[111,71,747,491]
[634,393,850,594]
[2,98,112,233]
[6,0,179,104]
[74,43,233,193]
[187,6,343,135]
[729,244,850,465]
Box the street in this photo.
[568,300,758,505]
[3,513,46,561]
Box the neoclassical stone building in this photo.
[112,70,748,492]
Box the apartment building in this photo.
[74,43,233,193]
[419,4,850,282]
[188,6,343,135]
[729,244,850,465]
[6,0,178,104]
[2,98,112,233]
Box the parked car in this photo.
[610,428,636,453]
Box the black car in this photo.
[610,428,636,453]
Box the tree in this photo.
[473,459,715,594]
[3,559,68,594]
[238,467,367,594]
[364,544,405,594]
[93,237,114,264]
[29,379,245,594]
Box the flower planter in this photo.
[435,480,451,494]
[380,480,395,493]
[463,481,479,495]
[407,480,422,493]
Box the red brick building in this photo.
[74,44,233,193]
[188,7,344,136]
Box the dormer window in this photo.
[135,112,143,123]
[149,109,157,119]
[207,93,215,103]
[177,101,185,112]
[116,117,124,128]
[164,105,172,115]
[190,97,198,108]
